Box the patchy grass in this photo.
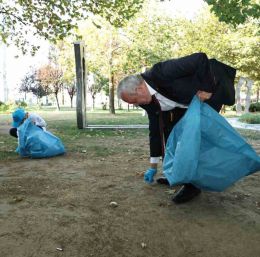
[0,110,148,161]
[238,129,260,140]
[239,113,260,124]
[1,109,259,161]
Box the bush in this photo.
[19,101,28,108]
[249,102,260,112]
[0,103,9,112]
[101,102,107,110]
[41,102,52,106]
[231,105,245,111]
[239,113,260,124]
[15,100,27,108]
[0,101,23,112]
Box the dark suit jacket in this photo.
[139,53,236,157]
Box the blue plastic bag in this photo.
[17,118,66,158]
[163,96,260,192]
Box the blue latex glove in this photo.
[144,168,157,184]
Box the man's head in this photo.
[12,108,26,128]
[117,75,152,105]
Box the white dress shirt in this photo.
[145,82,188,163]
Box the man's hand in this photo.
[144,168,157,184]
[197,90,212,101]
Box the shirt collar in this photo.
[144,81,156,96]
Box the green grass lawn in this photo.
[239,113,260,124]
[1,108,259,161]
[0,109,149,161]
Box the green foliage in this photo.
[0,0,144,54]
[239,113,260,124]
[89,72,109,96]
[230,21,260,82]
[0,102,9,112]
[249,102,260,112]
[205,0,260,26]
[54,1,259,114]
[123,15,180,73]
[0,102,20,113]
[17,101,27,108]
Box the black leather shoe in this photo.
[156,177,170,186]
[172,184,201,204]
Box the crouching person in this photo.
[9,108,47,138]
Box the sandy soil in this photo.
[0,124,260,257]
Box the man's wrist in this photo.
[150,157,160,164]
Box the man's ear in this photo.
[137,81,146,93]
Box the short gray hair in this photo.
[117,75,144,99]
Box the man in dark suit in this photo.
[117,52,236,204]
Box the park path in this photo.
[226,117,260,131]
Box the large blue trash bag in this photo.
[17,118,66,158]
[163,96,260,192]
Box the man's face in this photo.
[121,82,152,105]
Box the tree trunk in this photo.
[92,96,95,111]
[245,79,253,113]
[62,86,65,106]
[70,96,73,108]
[108,35,115,115]
[257,88,259,102]
[55,93,60,110]
[109,74,115,114]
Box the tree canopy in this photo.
[205,0,260,26]
[1,0,259,55]
[0,0,144,54]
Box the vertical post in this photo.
[74,42,87,129]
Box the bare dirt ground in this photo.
[0,122,260,257]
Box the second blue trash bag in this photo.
[163,96,260,192]
[17,118,66,158]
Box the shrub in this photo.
[15,100,27,108]
[249,102,260,112]
[101,102,107,110]
[239,113,260,124]
[231,105,245,111]
[19,101,28,108]
[0,102,9,112]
